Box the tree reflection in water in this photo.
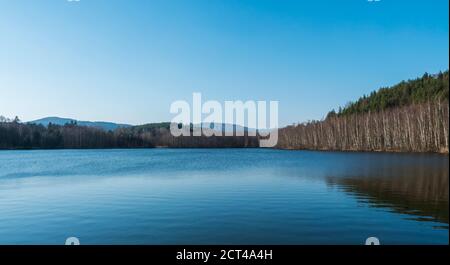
[326,154,449,227]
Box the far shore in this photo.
[0,146,448,155]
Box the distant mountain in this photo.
[129,122,270,135]
[27,117,270,133]
[28,117,131,131]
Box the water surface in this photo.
[0,149,448,244]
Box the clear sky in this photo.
[0,0,448,126]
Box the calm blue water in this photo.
[0,149,448,245]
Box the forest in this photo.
[0,118,259,149]
[277,71,449,153]
[1,71,448,152]
[331,71,448,116]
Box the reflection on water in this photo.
[326,154,449,227]
[0,149,448,244]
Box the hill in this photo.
[279,70,449,153]
[329,71,449,117]
[28,117,131,131]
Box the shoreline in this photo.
[0,146,448,155]
[274,147,450,155]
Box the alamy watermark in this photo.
[169,93,279,147]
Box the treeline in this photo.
[0,119,259,150]
[278,72,449,153]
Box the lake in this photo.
[0,149,448,245]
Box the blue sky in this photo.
[0,0,448,126]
